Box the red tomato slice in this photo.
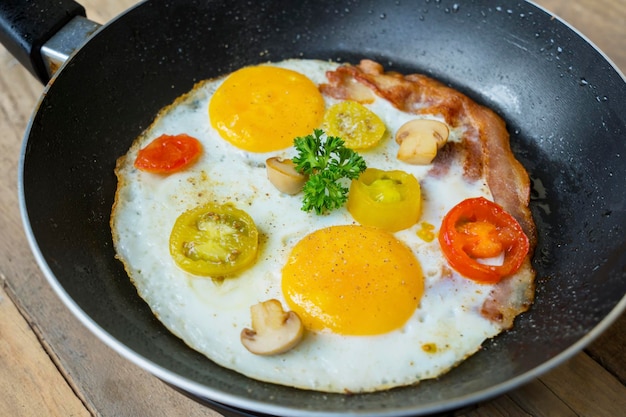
[134,134,202,174]
[438,197,530,284]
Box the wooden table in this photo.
[1,0,625,416]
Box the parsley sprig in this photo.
[292,129,367,215]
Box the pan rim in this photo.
[15,0,626,415]
[15,208,626,415]
[528,0,626,82]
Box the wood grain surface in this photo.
[1,1,625,416]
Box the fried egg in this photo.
[112,59,503,393]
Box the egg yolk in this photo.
[208,65,325,153]
[282,225,424,336]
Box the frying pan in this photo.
[2,0,625,415]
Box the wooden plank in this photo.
[587,311,626,384]
[0,0,624,416]
[507,379,577,417]
[537,0,626,71]
[540,353,626,417]
[0,280,90,417]
[1,264,222,417]
[466,394,532,417]
[471,353,626,417]
[0,0,222,415]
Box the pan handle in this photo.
[0,0,99,84]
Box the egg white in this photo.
[112,59,502,393]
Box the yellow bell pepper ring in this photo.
[347,168,422,232]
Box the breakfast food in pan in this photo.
[111,59,535,393]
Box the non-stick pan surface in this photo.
[8,0,626,415]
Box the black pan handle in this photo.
[0,0,86,84]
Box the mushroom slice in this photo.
[395,119,449,165]
[241,299,304,356]
[266,157,308,195]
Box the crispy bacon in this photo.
[321,60,536,329]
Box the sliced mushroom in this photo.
[395,119,449,165]
[240,299,304,356]
[266,157,308,195]
[397,134,438,165]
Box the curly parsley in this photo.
[292,129,367,215]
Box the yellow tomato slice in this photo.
[347,168,421,232]
[322,101,386,149]
[169,203,259,276]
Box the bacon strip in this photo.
[321,60,536,329]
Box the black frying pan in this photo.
[2,0,625,416]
